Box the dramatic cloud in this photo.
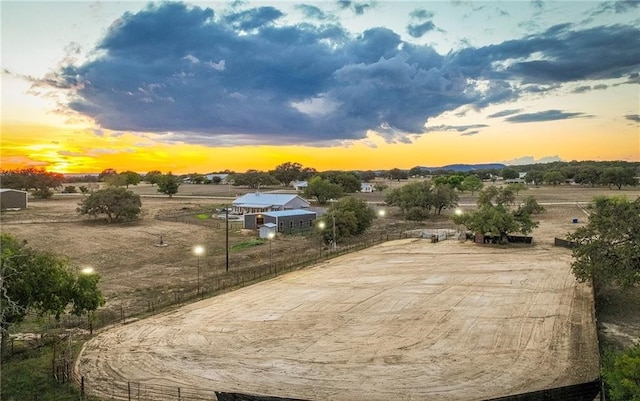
[42,2,640,146]
[625,114,640,123]
[505,110,587,123]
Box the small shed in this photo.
[0,189,28,209]
[259,223,277,239]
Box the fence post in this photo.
[80,376,85,400]
[127,382,131,401]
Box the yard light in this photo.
[267,232,275,270]
[378,209,387,240]
[80,266,95,275]
[193,245,204,297]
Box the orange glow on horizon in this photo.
[1,121,638,175]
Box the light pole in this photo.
[193,245,204,297]
[454,208,463,240]
[267,232,275,270]
[331,214,337,251]
[378,209,386,240]
[79,266,95,334]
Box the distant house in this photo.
[205,173,230,184]
[0,189,28,209]
[292,181,308,191]
[360,183,374,193]
[232,192,310,215]
[244,209,317,232]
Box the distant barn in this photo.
[0,188,28,209]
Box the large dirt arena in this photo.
[76,238,599,401]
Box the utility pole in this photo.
[225,207,229,272]
[332,214,337,251]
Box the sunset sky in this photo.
[2,1,639,175]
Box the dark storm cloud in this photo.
[505,110,587,123]
[43,2,640,146]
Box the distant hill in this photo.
[427,163,507,172]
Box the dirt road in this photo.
[76,237,599,401]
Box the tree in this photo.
[452,186,543,244]
[602,345,640,401]
[501,168,519,180]
[320,197,376,243]
[0,167,64,198]
[98,168,117,181]
[119,171,141,188]
[408,166,427,177]
[506,182,527,195]
[600,167,637,190]
[272,162,303,186]
[524,169,544,185]
[157,173,181,198]
[567,196,640,289]
[145,170,163,186]
[385,181,433,216]
[77,187,142,222]
[104,173,127,187]
[543,170,565,186]
[387,168,407,181]
[1,233,105,359]
[304,176,343,204]
[461,175,483,194]
[431,185,459,215]
[232,170,278,189]
[360,170,377,182]
[332,172,361,193]
[573,166,601,187]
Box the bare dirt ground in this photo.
[75,238,599,401]
[2,184,638,400]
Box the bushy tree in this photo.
[272,162,303,186]
[543,170,565,186]
[232,170,278,189]
[145,170,162,186]
[305,176,343,204]
[602,345,640,401]
[77,187,142,222]
[461,175,483,194]
[600,167,637,190]
[524,169,544,185]
[501,168,519,180]
[156,173,182,198]
[385,181,433,215]
[452,186,543,244]
[1,234,105,359]
[120,171,141,187]
[0,167,64,198]
[320,197,376,243]
[567,196,640,289]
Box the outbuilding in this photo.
[244,209,317,233]
[0,188,28,209]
